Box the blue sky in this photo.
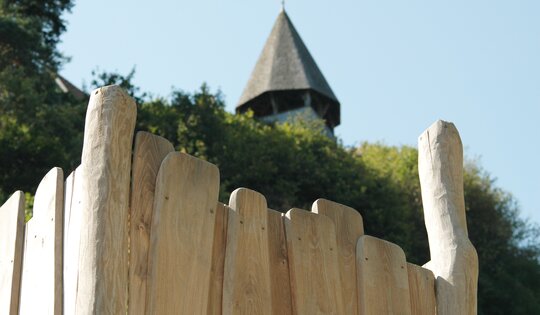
[59,0,540,226]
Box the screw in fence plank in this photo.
[145,152,219,314]
[0,191,25,315]
[128,131,174,315]
[407,263,436,315]
[267,209,293,315]
[19,167,64,315]
[418,120,478,315]
[63,166,83,315]
[223,188,273,315]
[356,235,411,315]
[284,208,345,315]
[76,85,136,315]
[312,199,364,315]
[207,202,230,315]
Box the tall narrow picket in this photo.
[267,209,293,315]
[0,191,25,315]
[223,188,273,314]
[418,120,478,315]
[76,85,136,314]
[145,152,219,314]
[19,168,64,315]
[128,131,174,315]
[312,199,364,315]
[285,208,345,315]
[63,166,83,315]
[207,202,230,315]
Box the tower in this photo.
[237,10,340,134]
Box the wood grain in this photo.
[356,235,411,315]
[0,191,25,315]
[285,208,344,315]
[19,168,64,315]
[145,152,219,314]
[267,209,293,315]
[128,131,174,315]
[223,188,273,315]
[407,263,436,315]
[63,166,83,315]
[418,120,478,315]
[207,202,229,315]
[76,85,136,315]
[312,198,363,315]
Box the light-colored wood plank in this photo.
[418,120,478,315]
[207,202,229,315]
[267,209,293,315]
[356,235,411,315]
[128,131,174,315]
[284,208,344,315]
[145,152,219,314]
[19,167,64,315]
[76,85,137,315]
[0,191,25,315]
[312,199,363,315]
[407,263,436,315]
[223,188,273,315]
[63,166,83,315]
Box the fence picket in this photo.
[356,235,411,315]
[128,131,174,315]
[76,85,136,314]
[145,152,219,314]
[285,208,344,315]
[418,120,478,315]
[63,166,83,315]
[19,168,63,315]
[312,199,364,315]
[407,263,436,315]
[207,202,230,315]
[267,209,293,315]
[0,191,25,315]
[223,188,273,314]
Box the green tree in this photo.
[0,0,84,206]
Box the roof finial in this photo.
[281,0,285,11]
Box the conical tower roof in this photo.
[237,10,339,108]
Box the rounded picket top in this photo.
[356,235,411,315]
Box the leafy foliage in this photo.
[0,0,84,203]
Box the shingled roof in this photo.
[237,10,339,108]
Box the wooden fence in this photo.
[0,85,478,314]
